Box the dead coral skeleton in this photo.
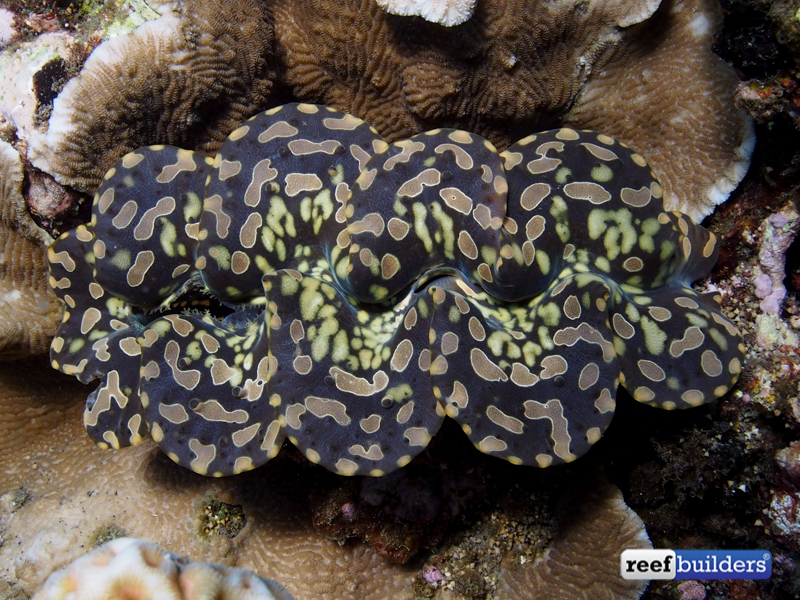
[32,537,296,600]
[374,0,477,26]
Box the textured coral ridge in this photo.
[33,537,295,600]
[47,103,744,478]
[0,141,62,359]
[272,0,753,221]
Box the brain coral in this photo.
[48,103,743,478]
[270,0,752,221]
[0,357,650,599]
[0,357,416,598]
[497,479,651,600]
[25,0,750,224]
[29,0,278,194]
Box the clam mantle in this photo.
[48,103,743,477]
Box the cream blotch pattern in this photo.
[47,103,744,477]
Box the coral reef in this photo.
[752,204,798,316]
[0,0,756,366]
[286,428,654,599]
[9,0,752,223]
[720,0,800,130]
[47,104,742,478]
[566,0,754,221]
[0,0,758,360]
[533,11,800,595]
[600,5,800,586]
[3,0,800,599]
[0,140,61,358]
[1,356,652,600]
[270,0,653,142]
[33,537,295,600]
[0,0,159,144]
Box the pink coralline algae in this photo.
[776,441,800,487]
[677,580,707,600]
[754,204,799,315]
[422,565,444,583]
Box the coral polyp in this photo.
[48,103,744,477]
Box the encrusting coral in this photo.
[0,140,62,359]
[28,0,278,194]
[33,538,295,600]
[47,103,743,478]
[270,0,753,221]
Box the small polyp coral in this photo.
[48,103,743,478]
[32,537,295,600]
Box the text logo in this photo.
[621,549,771,580]
[621,549,676,580]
